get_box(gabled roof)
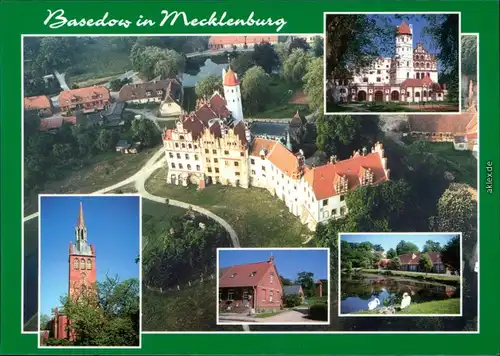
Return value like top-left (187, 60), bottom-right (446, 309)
top-left (24, 95), bottom-right (51, 110)
top-left (399, 252), bottom-right (443, 265)
top-left (408, 112), bottom-right (475, 134)
top-left (289, 110), bottom-right (307, 127)
top-left (39, 116), bottom-right (77, 131)
top-left (401, 76), bottom-right (433, 87)
top-left (118, 79), bottom-right (181, 102)
top-left (267, 142), bottom-right (301, 178)
top-left (249, 137), bottom-right (278, 157)
top-left (219, 260), bottom-right (276, 288)
top-left (303, 151), bottom-right (388, 200)
top-left (59, 86), bottom-right (110, 107)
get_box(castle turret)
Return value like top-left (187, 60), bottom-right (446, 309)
top-left (395, 20), bottom-right (414, 83)
top-left (222, 66), bottom-right (244, 123)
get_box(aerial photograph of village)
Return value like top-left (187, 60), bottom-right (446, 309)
top-left (325, 14), bottom-right (460, 113)
top-left (23, 29), bottom-right (477, 335)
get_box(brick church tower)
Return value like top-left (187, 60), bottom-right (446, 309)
top-left (68, 202), bottom-right (96, 299)
top-left (50, 202), bottom-right (97, 341)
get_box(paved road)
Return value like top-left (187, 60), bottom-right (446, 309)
top-left (54, 70), bottom-right (69, 90)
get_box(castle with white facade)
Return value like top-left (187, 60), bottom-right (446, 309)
top-left (331, 20), bottom-right (447, 104)
top-left (163, 66), bottom-right (390, 230)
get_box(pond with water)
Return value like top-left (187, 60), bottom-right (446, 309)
top-left (340, 273), bottom-right (459, 314)
top-left (183, 58), bottom-right (228, 88)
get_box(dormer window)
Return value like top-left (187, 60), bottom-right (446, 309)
top-left (334, 174), bottom-right (348, 194)
top-left (146, 90), bottom-right (152, 97)
top-left (359, 167), bottom-right (374, 186)
top-left (249, 271), bottom-right (257, 277)
top-left (156, 90), bottom-right (163, 96)
top-left (230, 273), bottom-right (237, 278)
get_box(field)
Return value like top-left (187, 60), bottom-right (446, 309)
top-left (354, 298), bottom-right (460, 315)
top-left (24, 146), bottom-right (160, 215)
top-left (144, 168), bottom-right (311, 247)
top-left (65, 38), bottom-right (132, 87)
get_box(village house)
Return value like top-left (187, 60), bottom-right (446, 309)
top-left (24, 95), bottom-right (53, 117)
top-left (39, 115), bottom-right (78, 132)
top-left (376, 258), bottom-right (392, 269)
top-left (408, 79), bottom-right (478, 157)
top-left (58, 86), bottom-right (110, 114)
top-left (283, 285), bottom-right (305, 304)
top-left (208, 35), bottom-right (278, 50)
top-left (162, 66), bottom-right (390, 231)
top-left (398, 252), bottom-right (446, 273)
top-left (118, 79), bottom-right (183, 118)
top-left (219, 256), bottom-right (283, 313)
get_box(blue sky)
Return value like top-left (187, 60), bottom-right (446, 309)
top-left (340, 234), bottom-right (458, 252)
top-left (40, 195), bottom-right (141, 316)
top-left (219, 249), bottom-right (329, 281)
top-left (368, 14), bottom-right (440, 57)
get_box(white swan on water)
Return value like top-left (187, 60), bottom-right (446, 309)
top-left (367, 298), bottom-right (380, 310)
top-left (401, 292), bottom-right (412, 309)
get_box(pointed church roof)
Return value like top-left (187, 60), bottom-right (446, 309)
top-left (77, 201), bottom-right (85, 228)
top-left (397, 20), bottom-right (412, 35)
top-left (223, 66), bottom-right (240, 86)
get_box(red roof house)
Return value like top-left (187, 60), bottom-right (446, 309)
top-left (219, 256), bottom-right (283, 312)
top-left (398, 252), bottom-right (446, 273)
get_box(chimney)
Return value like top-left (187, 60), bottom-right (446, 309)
top-left (269, 255), bottom-right (274, 263)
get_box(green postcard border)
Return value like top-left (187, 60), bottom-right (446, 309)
top-left (1, 0), bottom-right (499, 355)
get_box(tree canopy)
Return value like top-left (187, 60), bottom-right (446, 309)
top-left (241, 66), bottom-right (271, 115)
top-left (252, 42), bottom-right (279, 74)
top-left (295, 271), bottom-right (315, 297)
top-left (195, 73), bottom-right (223, 99)
top-left (281, 48), bottom-right (314, 84)
top-left (395, 240), bottom-right (420, 255)
top-left (302, 57), bottom-right (324, 115)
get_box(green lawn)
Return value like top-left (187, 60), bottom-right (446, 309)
top-left (65, 39), bottom-right (132, 86)
top-left (249, 104), bottom-right (310, 119)
top-left (24, 146), bottom-right (160, 215)
top-left (361, 269), bottom-right (460, 285)
top-left (307, 296), bottom-right (328, 305)
top-left (354, 298), bottom-right (460, 315)
top-left (328, 101), bottom-right (459, 113)
top-left (423, 142), bottom-right (477, 187)
top-left (145, 168), bottom-right (311, 247)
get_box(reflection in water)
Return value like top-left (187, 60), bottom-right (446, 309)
top-left (340, 275), bottom-right (459, 314)
top-left (183, 59), bottom-right (228, 88)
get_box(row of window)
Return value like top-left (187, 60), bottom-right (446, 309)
top-left (169, 152), bottom-right (199, 160)
top-left (73, 258), bottom-right (92, 270)
top-left (322, 207), bottom-right (347, 219)
top-left (171, 162), bottom-right (201, 171)
top-left (174, 142), bottom-right (197, 149)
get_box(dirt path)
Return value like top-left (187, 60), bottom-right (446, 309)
top-left (257, 310), bottom-right (324, 323)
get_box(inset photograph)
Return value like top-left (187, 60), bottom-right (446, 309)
top-left (217, 248), bottom-right (330, 325)
top-left (339, 233), bottom-right (461, 316)
top-left (38, 194), bottom-right (141, 348)
top-left (324, 13), bottom-right (460, 114)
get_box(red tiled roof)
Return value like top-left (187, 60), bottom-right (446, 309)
top-left (24, 95), bottom-right (51, 110)
top-left (399, 252), bottom-right (443, 265)
top-left (209, 93), bottom-right (231, 117)
top-left (303, 152), bottom-right (388, 200)
top-left (408, 112), bottom-right (475, 134)
top-left (209, 35), bottom-right (278, 45)
top-left (249, 137), bottom-right (278, 157)
top-left (376, 259), bottom-right (392, 267)
top-left (401, 75), bottom-right (433, 87)
top-left (223, 67), bottom-right (240, 86)
top-left (39, 116), bottom-right (77, 131)
top-left (397, 20), bottom-right (412, 35)
top-left (267, 142), bottom-right (301, 178)
top-left (219, 261), bottom-right (273, 288)
top-left (58, 86), bottom-right (110, 107)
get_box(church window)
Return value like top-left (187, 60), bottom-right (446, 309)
top-left (176, 153), bottom-right (181, 159)
top-left (185, 154), bottom-right (189, 159)
top-left (171, 163), bottom-right (175, 168)
top-left (74, 259), bottom-right (79, 269)
top-left (80, 258), bottom-right (86, 270)
top-left (234, 162), bottom-right (239, 167)
top-left (86, 259), bottom-right (91, 270)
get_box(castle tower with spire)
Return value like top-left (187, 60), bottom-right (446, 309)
top-left (222, 65), bottom-right (244, 123)
top-left (395, 20), bottom-right (414, 83)
top-left (68, 202), bottom-right (96, 300)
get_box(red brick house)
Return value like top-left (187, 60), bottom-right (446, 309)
top-left (58, 86), bottom-right (110, 113)
top-left (315, 280), bottom-right (323, 297)
top-left (376, 258), bottom-right (392, 269)
top-left (219, 256), bottom-right (283, 312)
top-left (399, 252), bottom-right (445, 273)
